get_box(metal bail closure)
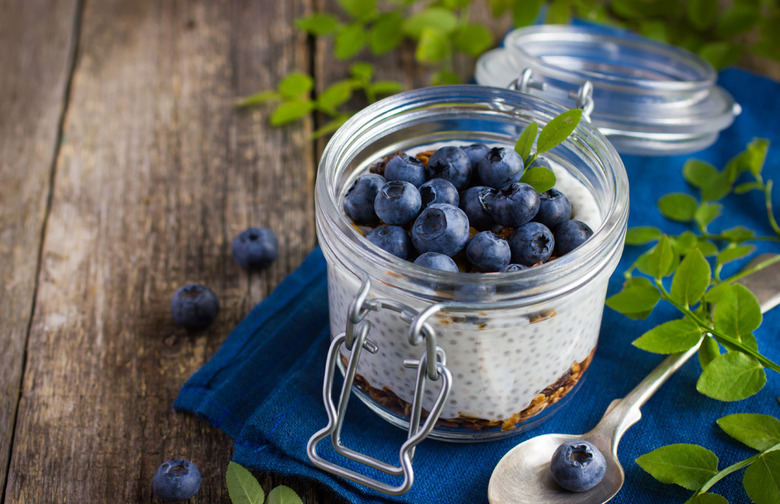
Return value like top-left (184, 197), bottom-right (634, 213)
top-left (508, 68), bottom-right (595, 120)
top-left (307, 277), bottom-right (453, 496)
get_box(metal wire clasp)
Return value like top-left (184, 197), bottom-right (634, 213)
top-left (307, 277), bottom-right (452, 495)
top-left (509, 68), bottom-right (595, 119)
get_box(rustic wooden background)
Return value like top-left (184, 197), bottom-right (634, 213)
top-left (0, 0), bottom-right (777, 502)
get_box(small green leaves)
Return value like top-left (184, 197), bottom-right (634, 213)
top-left (265, 485), bottom-right (304, 504)
top-left (335, 23), bottom-right (366, 59)
top-left (632, 318), bottom-right (703, 354)
top-left (625, 226), bottom-right (661, 245)
top-left (235, 90), bottom-right (281, 109)
top-left (743, 451), bottom-right (780, 504)
top-left (519, 167), bottom-right (556, 193)
top-left (226, 462), bottom-right (265, 504)
top-left (369, 11), bottom-right (404, 55)
top-left (685, 494), bottom-right (728, 504)
top-left (606, 280), bottom-right (661, 315)
top-left (639, 235), bottom-right (677, 278)
top-left (717, 413), bottom-right (780, 452)
top-left (513, 0), bottom-right (545, 27)
top-left (683, 159), bottom-right (719, 189)
top-left (403, 7), bottom-right (458, 38)
top-left (536, 109), bottom-right (582, 154)
top-left (636, 444), bottom-right (719, 491)
top-left (270, 101), bottom-right (314, 126)
top-left (712, 284), bottom-right (762, 349)
top-left (338, 0), bottom-right (377, 22)
top-left (697, 352), bottom-right (766, 401)
top-left (278, 73), bottom-right (313, 99)
top-left (658, 193), bottom-right (698, 222)
top-left (698, 336), bottom-right (720, 369)
top-left (514, 121), bottom-right (538, 162)
top-left (416, 27), bottom-right (450, 63)
top-left (670, 249), bottom-right (711, 307)
top-left (686, 0), bottom-right (718, 30)
top-left (317, 80), bottom-right (354, 114)
top-left (294, 13), bottom-right (339, 36)
top-left (452, 24), bottom-right (493, 57)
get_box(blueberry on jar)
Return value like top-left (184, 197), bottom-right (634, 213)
top-left (413, 251), bottom-right (459, 273)
top-left (411, 203), bottom-right (470, 257)
top-left (343, 173), bottom-right (386, 225)
top-left (465, 231), bottom-right (511, 272)
top-left (374, 180), bottom-right (422, 226)
top-left (419, 178), bottom-right (459, 210)
top-left (366, 225), bottom-right (412, 259)
top-left (476, 147), bottom-right (524, 189)
top-left (460, 186), bottom-right (499, 231)
top-left (384, 154), bottom-right (427, 187)
top-left (425, 146), bottom-right (472, 190)
top-left (554, 219), bottom-right (594, 256)
top-left (534, 188), bottom-right (571, 230)
top-left (461, 143), bottom-right (490, 167)
top-left (500, 263), bottom-right (528, 272)
top-left (491, 182), bottom-right (540, 228)
top-left (527, 155), bottom-right (552, 170)
top-left (509, 222), bottom-right (555, 266)
top-left (550, 440), bottom-right (606, 492)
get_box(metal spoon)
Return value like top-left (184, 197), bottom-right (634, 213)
top-left (488, 253), bottom-right (780, 504)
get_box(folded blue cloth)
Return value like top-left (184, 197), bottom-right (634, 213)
top-left (176, 67), bottom-right (780, 503)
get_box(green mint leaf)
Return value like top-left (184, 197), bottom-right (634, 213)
top-left (514, 122), bottom-right (538, 162)
top-left (672, 231), bottom-right (698, 256)
top-left (721, 226), bottom-right (755, 243)
top-left (686, 0), bottom-right (718, 30)
top-left (513, 0), bottom-right (545, 27)
top-left (611, 0), bottom-right (653, 19)
top-left (697, 351), bottom-right (766, 401)
top-left (317, 80), bottom-right (355, 114)
top-left (294, 13), bottom-right (340, 36)
top-left (334, 23), bottom-right (366, 60)
top-left (617, 277), bottom-right (657, 319)
top-left (633, 318), bottom-right (703, 354)
top-left (338, 0), bottom-right (376, 22)
top-left (671, 248), bottom-right (711, 306)
top-left (369, 80), bottom-right (404, 96)
top-left (698, 336), bottom-right (721, 369)
top-left (699, 41), bottom-right (741, 70)
top-left (403, 8), bottom-right (458, 39)
top-left (716, 244), bottom-right (755, 268)
top-left (704, 282), bottom-right (732, 305)
top-left (638, 235), bottom-right (677, 278)
top-left (369, 11), bottom-right (404, 55)
top-left (735, 182), bottom-right (764, 194)
top-left (270, 101), bottom-right (314, 126)
top-left (743, 451), bottom-right (780, 504)
top-left (715, 4), bottom-right (761, 39)
top-left (696, 239), bottom-right (719, 257)
top-left (626, 226), bottom-right (662, 245)
top-left (431, 70), bottom-right (461, 85)
top-left (744, 138), bottom-right (769, 176)
top-left (278, 73), bottom-right (314, 99)
top-left (519, 167), bottom-right (556, 193)
top-left (234, 90), bottom-right (281, 109)
top-left (717, 413), bottom-right (780, 452)
top-left (658, 193), bottom-right (698, 222)
top-left (606, 282), bottom-right (661, 315)
top-left (636, 443), bottom-right (719, 491)
top-left (349, 62), bottom-right (374, 82)
top-left (639, 20), bottom-right (670, 43)
top-left (226, 462), bottom-right (265, 504)
top-left (488, 0), bottom-right (514, 17)
top-left (700, 171), bottom-right (732, 201)
top-left (713, 284), bottom-right (761, 349)
top-left (545, 0), bottom-right (571, 24)
top-left (683, 159), bottom-right (719, 189)
top-left (452, 23), bottom-right (494, 57)
top-left (266, 485), bottom-right (304, 504)
top-left (695, 202), bottom-right (722, 229)
top-left (536, 109), bottom-right (582, 154)
top-left (684, 493), bottom-right (729, 504)
top-left (310, 116), bottom-right (349, 140)
top-left (415, 27), bottom-right (450, 64)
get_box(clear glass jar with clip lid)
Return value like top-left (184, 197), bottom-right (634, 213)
top-left (307, 24), bottom-right (738, 495)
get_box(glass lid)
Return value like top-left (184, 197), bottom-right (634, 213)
top-left (475, 24), bottom-right (741, 156)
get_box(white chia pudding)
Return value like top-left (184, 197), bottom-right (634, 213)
top-left (325, 155), bottom-right (608, 433)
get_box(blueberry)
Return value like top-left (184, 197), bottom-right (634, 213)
top-left (534, 188), bottom-right (571, 230)
top-left (476, 147), bottom-right (524, 189)
top-left (365, 225), bottom-right (412, 259)
top-left (414, 252), bottom-right (459, 273)
top-left (550, 440), bottom-right (606, 492)
top-left (554, 219), bottom-right (594, 256)
top-left (426, 146), bottom-right (472, 190)
top-left (466, 231), bottom-right (511, 272)
top-left (374, 180), bottom-right (422, 225)
top-left (527, 156), bottom-right (552, 170)
top-left (508, 222), bottom-right (554, 266)
top-left (419, 178), bottom-right (459, 209)
top-left (343, 173), bottom-right (386, 224)
top-left (454, 283), bottom-right (495, 301)
top-left (491, 182), bottom-right (540, 228)
top-left (500, 263), bottom-right (528, 272)
top-left (171, 284), bottom-right (219, 329)
top-left (461, 143), bottom-right (490, 169)
top-left (384, 154), bottom-right (427, 187)
top-left (152, 458), bottom-right (202, 502)
top-left (411, 203), bottom-right (470, 257)
top-left (459, 186), bottom-right (499, 231)
top-left (231, 227), bottom-right (278, 270)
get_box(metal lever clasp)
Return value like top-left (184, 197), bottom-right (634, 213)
top-left (508, 68), bottom-right (595, 119)
top-left (307, 278), bottom-right (452, 495)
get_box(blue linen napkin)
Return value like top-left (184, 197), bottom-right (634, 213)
top-left (176, 68), bottom-right (780, 503)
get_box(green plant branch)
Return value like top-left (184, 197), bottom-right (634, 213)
top-left (695, 441), bottom-right (780, 496)
top-left (765, 180), bottom-right (780, 235)
top-left (717, 253), bottom-right (780, 287)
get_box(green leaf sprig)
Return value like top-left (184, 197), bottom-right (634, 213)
top-left (226, 461), bottom-right (303, 504)
top-left (514, 108), bottom-right (582, 193)
top-left (636, 413), bottom-right (780, 504)
top-left (609, 139), bottom-right (780, 403)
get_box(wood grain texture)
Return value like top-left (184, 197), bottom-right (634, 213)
top-left (0, 0), bottom-right (80, 496)
top-left (2, 0), bottom-right (328, 501)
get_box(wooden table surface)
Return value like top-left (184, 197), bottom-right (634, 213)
top-left (1, 1), bottom-right (778, 502)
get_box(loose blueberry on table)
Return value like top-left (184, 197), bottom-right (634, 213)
top-left (549, 440), bottom-right (606, 492)
top-left (344, 146), bottom-right (594, 276)
top-left (170, 283), bottom-right (219, 329)
top-left (152, 458), bottom-right (202, 502)
top-left (231, 227), bottom-right (279, 270)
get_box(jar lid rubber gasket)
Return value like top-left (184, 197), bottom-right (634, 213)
top-left (475, 25), bottom-right (741, 156)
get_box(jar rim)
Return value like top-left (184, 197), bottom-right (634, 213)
top-left (316, 85), bottom-right (629, 307)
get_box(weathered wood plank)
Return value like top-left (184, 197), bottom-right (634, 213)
top-left (3, 0), bottom-right (330, 501)
top-left (0, 0), bottom-right (80, 496)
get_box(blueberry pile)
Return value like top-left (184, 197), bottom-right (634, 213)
top-left (343, 144), bottom-right (593, 274)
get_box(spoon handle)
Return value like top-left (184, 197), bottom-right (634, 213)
top-left (592, 253), bottom-right (780, 453)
